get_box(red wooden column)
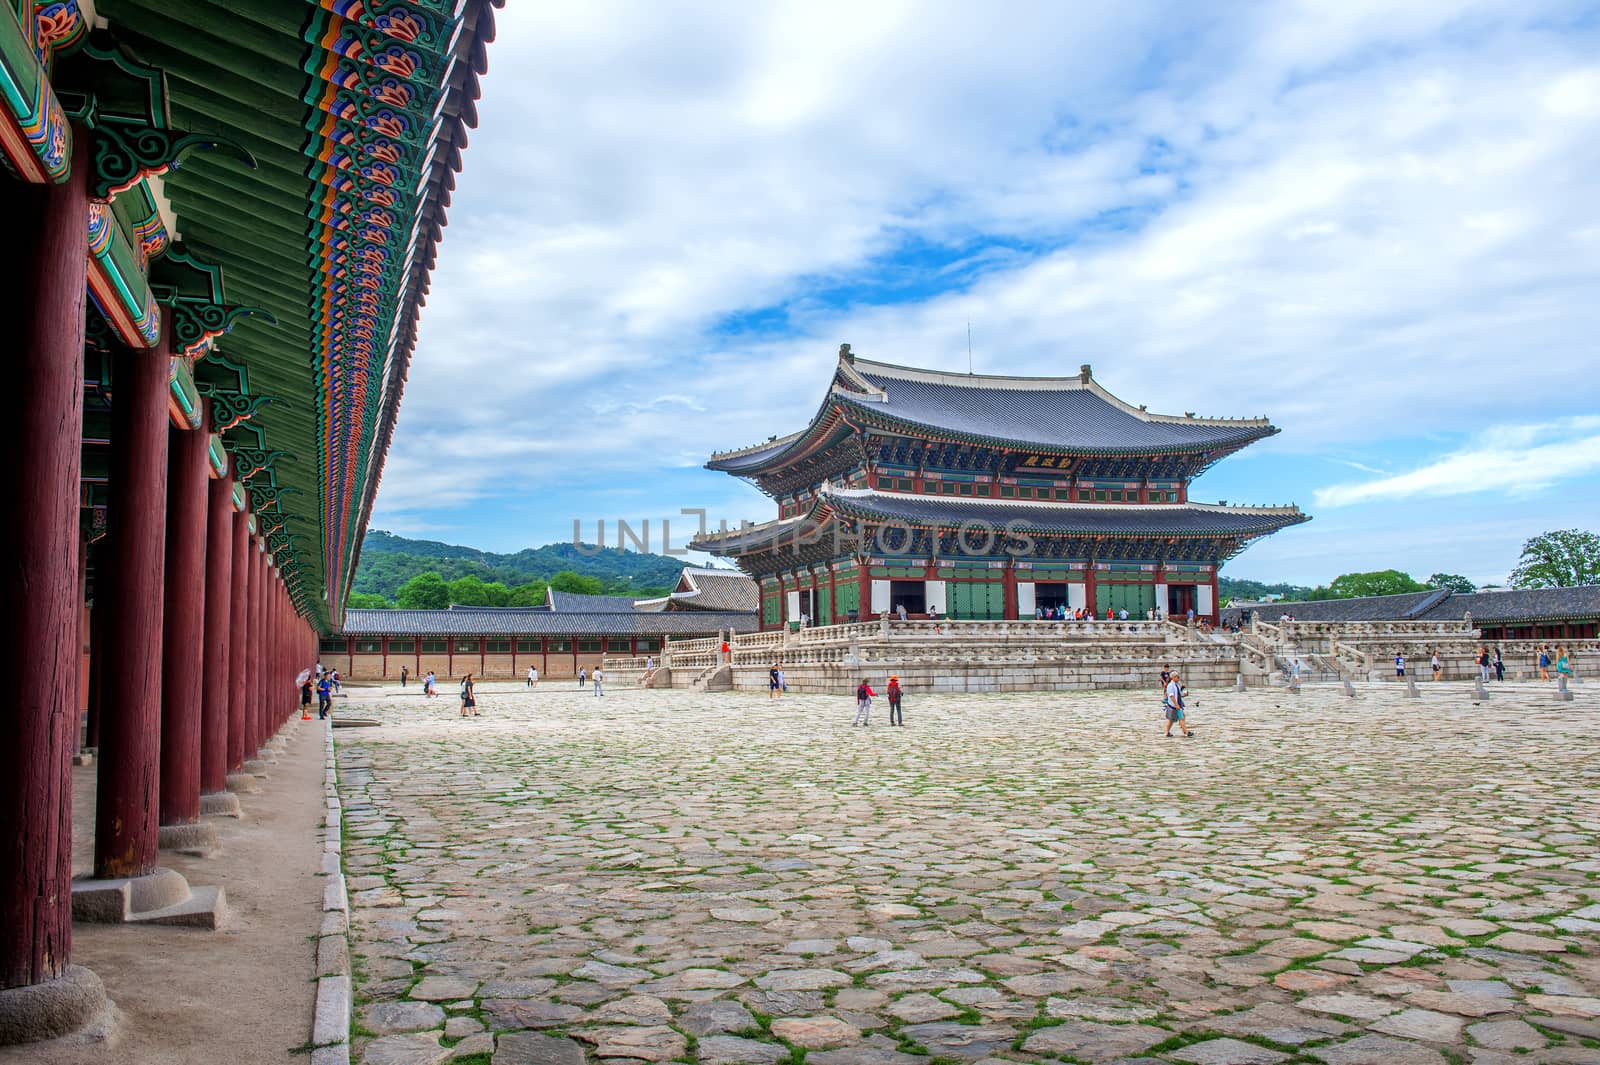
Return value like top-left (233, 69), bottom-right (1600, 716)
top-left (201, 471), bottom-right (234, 794)
top-left (1002, 562), bottom-right (1018, 620)
top-left (244, 542), bottom-right (262, 756)
top-left (227, 507), bottom-right (249, 773)
top-left (263, 569), bottom-right (275, 732)
top-left (86, 583), bottom-right (105, 750)
top-left (94, 327), bottom-right (172, 881)
top-left (158, 408), bottom-right (210, 835)
top-left (0, 140), bottom-right (91, 996)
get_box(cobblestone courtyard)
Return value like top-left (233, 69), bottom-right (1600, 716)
top-left (336, 682), bottom-right (1600, 1065)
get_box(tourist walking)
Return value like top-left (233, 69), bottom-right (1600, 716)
top-left (317, 673), bottom-right (333, 719)
top-left (301, 673), bottom-right (313, 718)
top-left (593, 667), bottom-right (604, 697)
top-left (1291, 658), bottom-right (1304, 683)
top-left (853, 679), bottom-right (875, 726)
top-left (331, 669), bottom-right (341, 694)
top-left (897, 602), bottom-right (908, 621)
top-left (1493, 646), bottom-right (1504, 682)
top-left (1395, 652), bottom-right (1405, 678)
top-left (459, 673), bottom-right (478, 717)
top-left (1430, 650), bottom-right (1441, 681)
top-left (886, 675), bottom-right (903, 726)
top-left (424, 670), bottom-right (436, 697)
top-left (1538, 645), bottom-right (1551, 680)
top-left (578, 667), bottom-right (587, 689)
top-left (769, 662), bottom-right (783, 700)
top-left (1163, 670), bottom-right (1192, 738)
top-left (1478, 647), bottom-right (1492, 683)
top-left (400, 665), bottom-right (408, 688)
top-left (526, 665), bottom-right (537, 687)
top-left (1556, 647), bottom-right (1572, 682)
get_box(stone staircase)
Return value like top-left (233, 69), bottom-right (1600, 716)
top-left (692, 664), bottom-right (732, 692)
top-left (1274, 650), bottom-right (1344, 683)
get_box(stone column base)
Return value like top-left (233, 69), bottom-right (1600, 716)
top-left (241, 758), bottom-right (271, 775)
top-left (71, 867), bottom-right (227, 929)
top-left (0, 965), bottom-right (111, 1046)
top-left (200, 790), bottom-right (242, 817)
top-left (225, 772), bottom-right (260, 793)
top-left (72, 750), bottom-right (94, 766)
top-left (158, 820), bottom-right (220, 856)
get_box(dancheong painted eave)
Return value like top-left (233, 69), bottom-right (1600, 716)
top-left (689, 485), bottom-right (1309, 554)
top-left (89, 0), bottom-right (503, 633)
top-left (707, 345), bottom-right (1279, 476)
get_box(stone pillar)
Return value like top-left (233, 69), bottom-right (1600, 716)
top-left (226, 507), bottom-right (249, 775)
top-left (0, 136), bottom-right (108, 1038)
top-left (200, 471), bottom-right (234, 797)
top-left (94, 325), bottom-right (172, 882)
top-left (158, 407), bottom-right (211, 847)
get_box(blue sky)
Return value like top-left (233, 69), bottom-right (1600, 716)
top-left (371, 1), bottom-right (1600, 588)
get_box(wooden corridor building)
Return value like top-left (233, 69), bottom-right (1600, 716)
top-left (1, 0), bottom-right (498, 1044)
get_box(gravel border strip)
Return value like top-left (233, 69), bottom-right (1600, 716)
top-left (311, 720), bottom-right (351, 1065)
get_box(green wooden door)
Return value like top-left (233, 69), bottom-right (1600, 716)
top-left (1095, 582), bottom-right (1155, 617)
top-left (951, 579), bottom-right (1004, 619)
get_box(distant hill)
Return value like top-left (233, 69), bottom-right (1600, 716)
top-left (1218, 576), bottom-right (1314, 603)
top-left (352, 530), bottom-right (688, 600)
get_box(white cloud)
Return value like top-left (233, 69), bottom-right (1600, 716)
top-left (376, 0), bottom-right (1600, 548)
top-left (1314, 416), bottom-right (1600, 507)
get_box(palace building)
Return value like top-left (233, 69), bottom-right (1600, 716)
top-left (693, 346), bottom-right (1308, 628)
top-left (330, 574), bottom-right (760, 681)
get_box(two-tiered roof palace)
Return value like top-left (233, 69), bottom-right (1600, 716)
top-left (693, 346), bottom-right (1308, 629)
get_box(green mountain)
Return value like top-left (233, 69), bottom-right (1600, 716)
top-left (352, 530), bottom-right (687, 601)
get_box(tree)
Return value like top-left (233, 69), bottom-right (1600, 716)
top-left (447, 575), bottom-right (492, 605)
top-left (1425, 573), bottom-right (1476, 594)
top-left (1508, 529), bottom-right (1600, 588)
top-left (346, 592), bottom-right (392, 610)
top-left (1326, 570), bottom-right (1426, 599)
top-left (507, 581), bottom-right (546, 607)
top-left (547, 570), bottom-right (603, 596)
top-left (396, 571), bottom-right (450, 609)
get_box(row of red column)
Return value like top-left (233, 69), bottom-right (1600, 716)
top-left (0, 139), bottom-right (319, 999)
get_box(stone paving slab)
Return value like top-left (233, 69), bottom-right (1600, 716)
top-left (335, 683), bottom-right (1600, 1064)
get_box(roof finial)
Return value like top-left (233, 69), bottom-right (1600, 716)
top-left (1079, 363), bottom-right (1092, 383)
top-left (839, 342), bottom-right (853, 364)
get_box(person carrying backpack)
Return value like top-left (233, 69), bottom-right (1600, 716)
top-left (886, 675), bottom-right (904, 726)
top-left (1162, 670), bottom-right (1192, 738)
top-left (853, 680), bottom-right (875, 726)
